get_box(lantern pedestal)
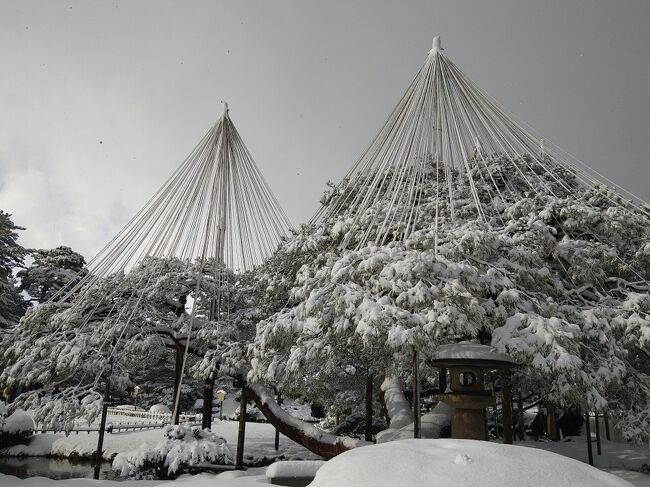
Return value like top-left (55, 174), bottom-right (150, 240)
top-left (439, 391), bottom-right (495, 440)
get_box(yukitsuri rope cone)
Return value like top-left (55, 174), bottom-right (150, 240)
top-left (3, 103), bottom-right (292, 432)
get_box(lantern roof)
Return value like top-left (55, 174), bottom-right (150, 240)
top-left (430, 342), bottom-right (517, 369)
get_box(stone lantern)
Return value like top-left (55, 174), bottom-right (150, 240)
top-left (431, 342), bottom-right (516, 440)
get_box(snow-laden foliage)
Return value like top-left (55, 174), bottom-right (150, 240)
top-left (112, 423), bottom-right (232, 478)
top-left (251, 157), bottom-right (650, 442)
top-left (2, 257), bottom-right (217, 427)
top-left (1, 251), bottom-right (287, 429)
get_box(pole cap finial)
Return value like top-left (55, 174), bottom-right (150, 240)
top-left (430, 36), bottom-right (443, 56)
top-left (221, 100), bottom-right (229, 116)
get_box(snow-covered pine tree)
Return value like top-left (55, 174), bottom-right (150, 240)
top-left (1, 106), bottom-right (292, 431)
top-left (0, 211), bottom-right (29, 329)
top-left (251, 157), bottom-right (650, 441)
top-left (251, 37), bottom-right (650, 442)
top-left (18, 246), bottom-right (87, 304)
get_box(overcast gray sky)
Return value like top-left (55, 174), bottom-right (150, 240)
top-left (1, 0), bottom-right (649, 259)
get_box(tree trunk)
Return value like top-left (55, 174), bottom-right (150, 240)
top-left (595, 412), bottom-right (602, 456)
top-left (381, 376), bottom-right (413, 429)
top-left (202, 375), bottom-right (215, 430)
top-left (93, 357), bottom-right (113, 480)
top-left (517, 395), bottom-right (525, 441)
top-left (501, 375), bottom-right (513, 444)
top-left (585, 412), bottom-right (594, 466)
top-left (235, 389), bottom-right (248, 470)
top-left (546, 403), bottom-right (558, 441)
top-left (365, 374), bottom-right (373, 442)
top-left (246, 384), bottom-right (365, 459)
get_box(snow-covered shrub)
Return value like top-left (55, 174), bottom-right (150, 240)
top-left (0, 402), bottom-right (35, 447)
top-left (149, 404), bottom-right (171, 414)
top-left (112, 423), bottom-right (232, 479)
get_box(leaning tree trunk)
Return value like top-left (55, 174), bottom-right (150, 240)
top-left (380, 375), bottom-right (414, 429)
top-left (245, 384), bottom-right (368, 459)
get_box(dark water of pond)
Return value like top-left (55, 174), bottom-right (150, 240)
top-left (0, 455), bottom-right (122, 481)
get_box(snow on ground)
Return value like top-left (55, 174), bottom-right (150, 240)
top-left (520, 435), bottom-right (650, 487)
top-left (1, 418), bottom-right (319, 465)
top-left (309, 438), bottom-right (634, 487)
top-left (2, 412), bottom-right (649, 486)
top-left (0, 469), bottom-right (270, 486)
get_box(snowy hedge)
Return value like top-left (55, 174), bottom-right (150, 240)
top-left (112, 423), bottom-right (232, 479)
top-left (0, 401), bottom-right (34, 448)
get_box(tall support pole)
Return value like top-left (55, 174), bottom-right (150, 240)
top-left (491, 379), bottom-right (498, 439)
top-left (202, 298), bottom-right (218, 430)
top-left (235, 388), bottom-right (247, 470)
top-left (274, 389), bottom-right (282, 451)
top-left (585, 412), bottom-right (594, 466)
top-left (594, 411), bottom-right (602, 456)
top-left (604, 412), bottom-right (611, 441)
top-left (501, 374), bottom-right (513, 444)
top-left (365, 374), bottom-right (374, 442)
top-left (412, 347), bottom-right (421, 439)
top-left (93, 352), bottom-right (113, 480)
top-left (172, 345), bottom-right (183, 425)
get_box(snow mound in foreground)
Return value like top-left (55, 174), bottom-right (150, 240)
top-left (309, 439), bottom-right (633, 487)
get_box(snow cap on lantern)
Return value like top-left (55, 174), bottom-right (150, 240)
top-left (431, 342), bottom-right (516, 369)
